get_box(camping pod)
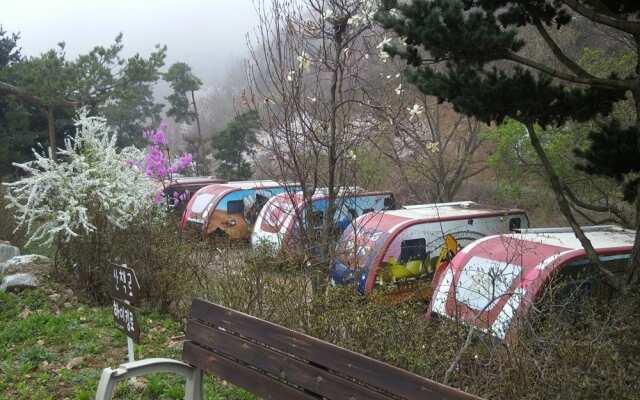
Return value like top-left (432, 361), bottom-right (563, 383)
top-left (180, 180), bottom-right (299, 240)
top-left (163, 176), bottom-right (226, 214)
top-left (428, 225), bottom-right (635, 343)
top-left (330, 201), bottom-right (529, 294)
top-left (251, 189), bottom-right (396, 253)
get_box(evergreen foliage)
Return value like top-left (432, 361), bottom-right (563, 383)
top-left (164, 62), bottom-right (202, 124)
top-left (0, 27), bottom-right (39, 177)
top-left (0, 31), bottom-right (180, 176)
top-left (212, 110), bottom-right (260, 180)
top-left (575, 122), bottom-right (640, 201)
top-left (0, 27), bottom-right (21, 67)
top-left (376, 0), bottom-right (638, 200)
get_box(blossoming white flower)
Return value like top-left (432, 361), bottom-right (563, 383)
top-left (408, 103), bottom-right (424, 120)
top-left (389, 8), bottom-right (402, 18)
top-left (426, 141), bottom-right (440, 153)
top-left (297, 51), bottom-right (312, 71)
top-left (395, 83), bottom-right (403, 95)
top-left (347, 149), bottom-right (357, 161)
top-left (307, 96), bottom-right (317, 103)
top-left (287, 70), bottom-right (296, 81)
top-left (340, 0), bottom-right (379, 27)
top-left (379, 49), bottom-right (391, 62)
top-left (376, 36), bottom-right (392, 50)
top-left (4, 110), bottom-right (156, 245)
top-left (347, 14), bottom-right (364, 26)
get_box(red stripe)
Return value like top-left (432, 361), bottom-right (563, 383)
top-left (364, 210), bottom-right (527, 293)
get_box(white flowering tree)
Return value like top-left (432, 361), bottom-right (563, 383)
top-left (4, 110), bottom-right (156, 246)
top-left (363, 78), bottom-right (487, 202)
top-left (247, 0), bottom-right (386, 265)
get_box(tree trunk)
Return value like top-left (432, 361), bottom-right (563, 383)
top-left (626, 87), bottom-right (640, 285)
top-left (526, 123), bottom-right (621, 290)
top-left (47, 106), bottom-right (57, 162)
top-left (190, 90), bottom-right (204, 175)
top-left (190, 90), bottom-right (202, 141)
top-left (628, 189), bottom-right (640, 285)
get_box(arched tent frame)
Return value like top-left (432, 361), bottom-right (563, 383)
top-left (428, 226), bottom-right (635, 343)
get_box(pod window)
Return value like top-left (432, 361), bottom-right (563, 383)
top-left (227, 200), bottom-right (245, 214)
top-left (399, 238), bottom-right (427, 263)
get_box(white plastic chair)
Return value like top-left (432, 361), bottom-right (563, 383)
top-left (95, 358), bottom-right (203, 400)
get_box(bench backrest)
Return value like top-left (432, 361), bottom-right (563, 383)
top-left (182, 299), bottom-right (483, 400)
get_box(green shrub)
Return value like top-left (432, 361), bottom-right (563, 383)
top-left (55, 211), bottom-right (206, 314)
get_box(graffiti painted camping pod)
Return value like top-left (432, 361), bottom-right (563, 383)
top-left (251, 189), bottom-right (397, 253)
top-left (428, 225), bottom-right (635, 343)
top-left (180, 180), bottom-right (299, 240)
top-left (330, 201), bottom-right (529, 294)
top-left (163, 176), bottom-right (226, 215)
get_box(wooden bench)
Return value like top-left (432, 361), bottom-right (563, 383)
top-left (96, 298), bottom-right (483, 400)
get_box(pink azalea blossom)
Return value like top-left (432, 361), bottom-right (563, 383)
top-left (130, 122), bottom-right (194, 206)
top-left (153, 191), bottom-right (164, 205)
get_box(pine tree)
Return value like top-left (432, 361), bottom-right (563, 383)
top-left (377, 0), bottom-right (640, 287)
top-left (212, 110), bottom-right (260, 180)
top-left (164, 62), bottom-right (204, 173)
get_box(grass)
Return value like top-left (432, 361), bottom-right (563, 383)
top-left (0, 287), bottom-right (254, 400)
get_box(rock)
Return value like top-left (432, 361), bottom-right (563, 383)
top-left (18, 307), bottom-right (32, 319)
top-left (48, 293), bottom-right (61, 302)
top-left (65, 356), bottom-right (84, 369)
top-left (63, 288), bottom-right (74, 297)
top-left (0, 273), bottom-right (39, 292)
top-left (63, 302), bottom-right (73, 309)
top-left (0, 254), bottom-right (51, 278)
top-left (0, 243), bottom-right (20, 263)
top-left (130, 378), bottom-right (147, 390)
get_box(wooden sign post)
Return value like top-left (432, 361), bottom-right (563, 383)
top-left (111, 264), bottom-right (141, 364)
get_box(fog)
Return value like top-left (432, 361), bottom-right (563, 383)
top-left (2, 0), bottom-right (259, 87)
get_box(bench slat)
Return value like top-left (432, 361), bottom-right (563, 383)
top-left (183, 341), bottom-right (318, 400)
top-left (187, 319), bottom-right (396, 400)
top-left (189, 299), bottom-right (482, 400)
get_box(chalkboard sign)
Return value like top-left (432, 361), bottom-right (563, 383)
top-left (112, 298), bottom-right (140, 343)
top-left (111, 264), bottom-right (140, 304)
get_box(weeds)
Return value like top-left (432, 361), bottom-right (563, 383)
top-left (0, 288), bottom-right (254, 400)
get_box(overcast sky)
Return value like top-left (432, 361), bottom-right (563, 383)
top-left (2, 0), bottom-right (259, 86)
